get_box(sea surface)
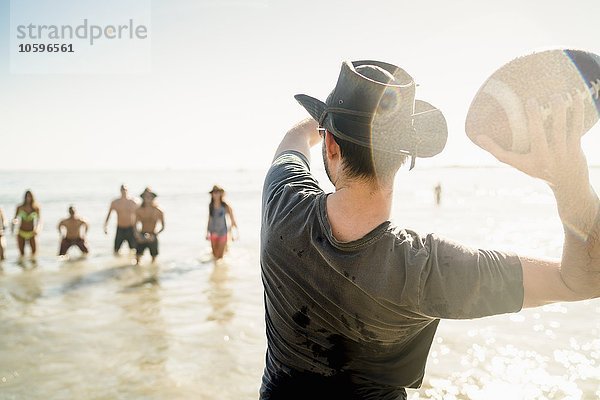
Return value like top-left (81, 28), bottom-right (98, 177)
top-left (0, 167), bottom-right (599, 400)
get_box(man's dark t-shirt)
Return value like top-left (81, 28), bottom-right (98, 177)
top-left (260, 151), bottom-right (524, 400)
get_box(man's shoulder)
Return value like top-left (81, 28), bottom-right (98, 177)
top-left (266, 151), bottom-right (312, 182)
top-left (372, 226), bottom-right (429, 259)
top-left (113, 197), bottom-right (137, 205)
top-left (264, 151), bottom-right (321, 202)
top-left (388, 226), bottom-right (422, 245)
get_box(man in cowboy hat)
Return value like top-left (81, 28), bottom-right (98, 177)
top-left (135, 187), bottom-right (165, 264)
top-left (259, 60), bottom-right (600, 399)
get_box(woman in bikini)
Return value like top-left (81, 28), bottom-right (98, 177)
top-left (206, 185), bottom-right (238, 260)
top-left (12, 190), bottom-right (41, 258)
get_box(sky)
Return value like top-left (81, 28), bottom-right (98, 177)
top-left (0, 0), bottom-right (599, 171)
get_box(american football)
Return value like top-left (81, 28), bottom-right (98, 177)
top-left (465, 49), bottom-right (600, 153)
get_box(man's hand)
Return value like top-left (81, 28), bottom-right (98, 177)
top-left (476, 93), bottom-right (588, 189)
top-left (476, 92), bottom-right (600, 304)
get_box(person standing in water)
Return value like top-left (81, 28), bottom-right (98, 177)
top-left (104, 184), bottom-right (139, 255)
top-left (0, 207), bottom-right (6, 262)
top-left (206, 185), bottom-right (238, 260)
top-left (12, 190), bottom-right (41, 259)
top-left (434, 182), bottom-right (442, 206)
top-left (58, 205), bottom-right (90, 257)
top-left (135, 188), bottom-right (165, 265)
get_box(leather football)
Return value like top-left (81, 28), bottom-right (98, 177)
top-left (466, 49), bottom-right (600, 153)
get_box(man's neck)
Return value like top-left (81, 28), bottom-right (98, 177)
top-left (326, 178), bottom-right (394, 242)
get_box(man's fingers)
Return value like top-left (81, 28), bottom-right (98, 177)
top-left (569, 90), bottom-right (585, 147)
top-left (550, 94), bottom-right (568, 150)
top-left (525, 98), bottom-right (548, 154)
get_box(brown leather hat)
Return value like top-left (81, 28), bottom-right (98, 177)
top-left (295, 60), bottom-right (448, 169)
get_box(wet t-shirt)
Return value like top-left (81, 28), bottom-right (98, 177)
top-left (260, 151), bottom-right (524, 400)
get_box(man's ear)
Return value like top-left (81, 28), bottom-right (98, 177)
top-left (325, 131), bottom-right (340, 161)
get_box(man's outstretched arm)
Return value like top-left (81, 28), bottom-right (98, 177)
top-left (477, 94), bottom-right (600, 308)
top-left (273, 118), bottom-right (321, 162)
top-left (103, 202), bottom-right (114, 234)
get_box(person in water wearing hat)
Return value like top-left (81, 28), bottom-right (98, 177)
top-left (259, 60), bottom-right (600, 399)
top-left (134, 188), bottom-right (164, 264)
top-left (206, 185), bottom-right (238, 260)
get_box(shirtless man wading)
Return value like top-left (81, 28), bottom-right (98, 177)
top-left (58, 206), bottom-right (89, 257)
top-left (104, 184), bottom-right (139, 255)
top-left (135, 188), bottom-right (165, 264)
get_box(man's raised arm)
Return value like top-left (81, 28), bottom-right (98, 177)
top-left (103, 201), bottom-right (115, 235)
top-left (477, 95), bottom-right (600, 307)
top-left (273, 118), bottom-right (321, 162)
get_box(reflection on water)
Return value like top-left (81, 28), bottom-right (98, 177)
top-left (409, 300), bottom-right (600, 399)
top-left (4, 269), bottom-right (42, 304)
top-left (3, 253), bottom-right (596, 400)
top-left (207, 263), bottom-right (234, 324)
top-left (0, 250), bottom-right (265, 400)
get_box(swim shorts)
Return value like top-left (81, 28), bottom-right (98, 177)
top-left (115, 226), bottom-right (136, 252)
top-left (59, 238), bottom-right (89, 256)
top-left (136, 233), bottom-right (159, 257)
top-left (209, 233), bottom-right (228, 244)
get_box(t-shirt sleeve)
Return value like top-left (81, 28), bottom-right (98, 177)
top-left (412, 234), bottom-right (524, 319)
top-left (262, 150), bottom-right (322, 209)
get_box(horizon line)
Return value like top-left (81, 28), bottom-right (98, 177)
top-left (1, 164), bottom-right (600, 172)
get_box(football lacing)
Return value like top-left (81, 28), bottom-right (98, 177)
top-left (539, 80), bottom-right (599, 119)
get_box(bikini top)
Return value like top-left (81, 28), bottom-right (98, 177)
top-left (18, 209), bottom-right (38, 222)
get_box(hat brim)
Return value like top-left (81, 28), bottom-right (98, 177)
top-left (294, 94), bottom-right (447, 158)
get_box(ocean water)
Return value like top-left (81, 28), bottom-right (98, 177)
top-left (0, 167), bottom-right (599, 400)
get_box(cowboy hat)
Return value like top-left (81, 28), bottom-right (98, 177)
top-left (295, 60), bottom-right (448, 168)
top-left (209, 185), bottom-right (225, 194)
top-left (140, 187), bottom-right (157, 198)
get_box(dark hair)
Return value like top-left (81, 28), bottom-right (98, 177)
top-left (22, 190), bottom-right (39, 209)
top-left (332, 135), bottom-right (407, 181)
top-left (209, 190), bottom-right (228, 215)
